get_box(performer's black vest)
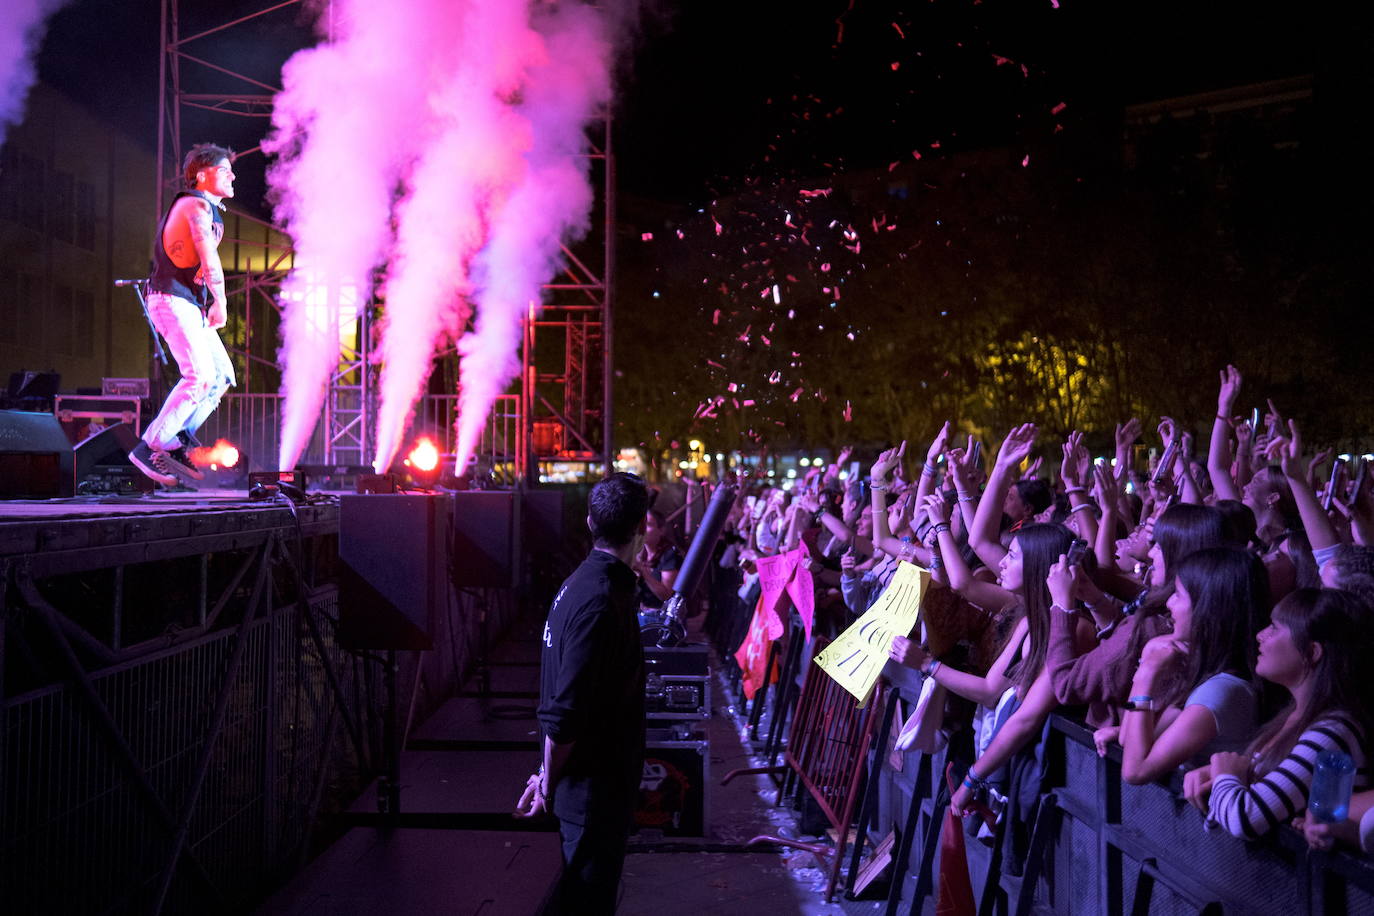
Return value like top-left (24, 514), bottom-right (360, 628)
top-left (147, 190), bottom-right (223, 307)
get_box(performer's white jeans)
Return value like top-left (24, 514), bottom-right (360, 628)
top-left (141, 292), bottom-right (236, 451)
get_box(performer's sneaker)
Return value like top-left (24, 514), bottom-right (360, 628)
top-left (161, 446), bottom-right (205, 482)
top-left (177, 429), bottom-right (202, 450)
top-left (128, 441), bottom-right (178, 487)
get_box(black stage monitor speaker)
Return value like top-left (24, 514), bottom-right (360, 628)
top-left (450, 491), bottom-right (516, 588)
top-left (73, 422), bottom-right (154, 493)
top-left (0, 409), bottom-right (74, 498)
top-left (338, 493), bottom-right (450, 650)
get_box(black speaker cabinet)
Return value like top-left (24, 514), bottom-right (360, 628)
top-left (450, 491), bottom-right (515, 587)
top-left (338, 493), bottom-right (450, 650)
top-left (73, 422), bottom-right (154, 493)
top-left (0, 409), bottom-right (74, 498)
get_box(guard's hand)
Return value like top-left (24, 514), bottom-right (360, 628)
top-left (515, 773), bottom-right (549, 818)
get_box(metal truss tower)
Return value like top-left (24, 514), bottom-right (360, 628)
top-left (156, 0), bottom-right (613, 480)
top-left (156, 0), bottom-right (371, 468)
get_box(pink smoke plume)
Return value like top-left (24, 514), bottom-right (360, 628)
top-left (454, 3), bottom-right (611, 473)
top-left (267, 0), bottom-right (620, 474)
top-left (265, 0), bottom-right (441, 469)
top-left (371, 1), bottom-right (544, 474)
top-left (1, 0), bottom-right (69, 146)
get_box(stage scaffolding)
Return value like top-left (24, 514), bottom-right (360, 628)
top-left (154, 0), bottom-right (614, 479)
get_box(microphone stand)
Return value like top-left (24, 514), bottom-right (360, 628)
top-left (116, 279), bottom-right (168, 413)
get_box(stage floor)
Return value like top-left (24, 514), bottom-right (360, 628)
top-left (0, 489), bottom-right (335, 521)
top-left (0, 490), bottom-right (341, 573)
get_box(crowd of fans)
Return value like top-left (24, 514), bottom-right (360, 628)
top-left (708, 365), bottom-right (1374, 862)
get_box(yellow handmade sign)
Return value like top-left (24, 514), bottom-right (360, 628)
top-left (815, 561), bottom-right (929, 707)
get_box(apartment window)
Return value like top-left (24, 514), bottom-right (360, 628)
top-left (52, 170), bottom-right (74, 243)
top-left (73, 288), bottom-right (95, 358)
top-left (18, 153), bottom-right (44, 232)
top-left (0, 145), bottom-right (18, 223)
top-left (0, 268), bottom-right (16, 346)
top-left (53, 283), bottom-right (74, 355)
top-left (76, 180), bottom-right (97, 250)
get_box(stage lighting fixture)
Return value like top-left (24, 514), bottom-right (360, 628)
top-left (401, 437), bottom-right (441, 488)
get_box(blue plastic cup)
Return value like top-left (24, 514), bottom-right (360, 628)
top-left (1309, 750), bottom-right (1356, 824)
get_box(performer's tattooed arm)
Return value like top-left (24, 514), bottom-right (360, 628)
top-left (187, 200), bottom-right (228, 328)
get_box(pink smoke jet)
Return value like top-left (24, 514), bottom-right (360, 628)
top-left (371, 0), bottom-right (545, 474)
top-left (455, 3), bottom-right (611, 472)
top-left (266, 0), bottom-right (449, 469)
top-left (1, 0), bottom-right (69, 146)
top-left (268, 0), bottom-right (622, 474)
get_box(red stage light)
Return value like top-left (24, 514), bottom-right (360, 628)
top-left (190, 439), bottom-right (242, 471)
top-left (408, 438), bottom-right (440, 473)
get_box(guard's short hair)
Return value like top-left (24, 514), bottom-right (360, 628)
top-left (183, 143), bottom-right (235, 188)
top-left (589, 472), bottom-right (650, 548)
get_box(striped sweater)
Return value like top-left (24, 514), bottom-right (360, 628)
top-left (1208, 716), bottom-right (1368, 840)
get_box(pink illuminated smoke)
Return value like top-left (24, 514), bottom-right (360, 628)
top-left (267, 0), bottom-right (619, 474)
top-left (1, 0), bottom-right (69, 146)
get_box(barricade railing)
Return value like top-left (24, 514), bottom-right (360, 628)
top-left (722, 636), bottom-right (889, 903)
top-left (874, 713), bottom-right (1374, 916)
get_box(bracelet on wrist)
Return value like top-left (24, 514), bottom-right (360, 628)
top-left (923, 658), bottom-right (941, 677)
top-left (1064, 486), bottom-right (1087, 496)
top-left (1126, 694), bottom-right (1156, 712)
top-left (871, 482), bottom-right (889, 492)
top-left (957, 494), bottom-right (977, 503)
top-left (1070, 502), bottom-right (1098, 516)
top-left (962, 771), bottom-right (987, 791)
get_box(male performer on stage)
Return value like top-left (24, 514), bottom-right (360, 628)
top-left (128, 143), bottom-right (237, 486)
top-left (518, 473), bottom-right (649, 913)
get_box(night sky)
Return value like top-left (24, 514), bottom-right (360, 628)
top-left (33, 0), bottom-right (1326, 212)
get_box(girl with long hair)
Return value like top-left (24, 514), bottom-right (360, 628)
top-left (1046, 503), bottom-right (1231, 725)
top-left (1186, 589), bottom-right (1374, 839)
top-left (1111, 548), bottom-right (1270, 784)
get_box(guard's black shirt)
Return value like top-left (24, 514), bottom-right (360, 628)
top-left (537, 549), bottom-right (645, 825)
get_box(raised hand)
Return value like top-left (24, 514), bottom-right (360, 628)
top-left (836, 445), bottom-right (854, 467)
top-left (871, 441), bottom-right (907, 482)
top-left (1116, 417), bottom-right (1142, 453)
top-left (1306, 447), bottom-right (1334, 491)
top-left (1266, 419), bottom-right (1304, 480)
top-left (1217, 365), bottom-right (1242, 414)
top-left (926, 421), bottom-right (952, 467)
top-left (1061, 431), bottom-right (1088, 488)
top-left (1157, 416), bottom-right (1179, 448)
top-left (921, 493), bottom-right (952, 527)
top-left (996, 423), bottom-right (1038, 470)
top-left (1022, 455), bottom-right (1044, 480)
top-left (1046, 553), bottom-right (1076, 608)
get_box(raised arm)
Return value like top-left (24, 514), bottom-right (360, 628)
top-left (916, 422), bottom-right (952, 506)
top-left (923, 494), bottom-right (1015, 611)
top-left (1061, 430), bottom-right (1100, 544)
top-left (1270, 420), bottom-right (1340, 552)
top-left (969, 423), bottom-right (1037, 567)
top-left (1208, 366), bottom-right (1244, 500)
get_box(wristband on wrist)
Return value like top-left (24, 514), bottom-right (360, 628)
top-left (957, 494), bottom-right (977, 503)
top-left (1050, 603), bottom-right (1075, 614)
top-left (922, 461), bottom-right (937, 476)
top-left (1070, 502), bottom-right (1098, 516)
top-left (1064, 487), bottom-right (1087, 496)
top-left (931, 522), bottom-right (951, 535)
top-left (924, 658), bottom-right (941, 677)
top-left (962, 771), bottom-right (987, 791)
top-left (1127, 694), bottom-right (1156, 712)
top-left (871, 482), bottom-right (889, 492)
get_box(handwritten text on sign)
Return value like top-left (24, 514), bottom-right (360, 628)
top-left (814, 562), bottom-right (928, 706)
